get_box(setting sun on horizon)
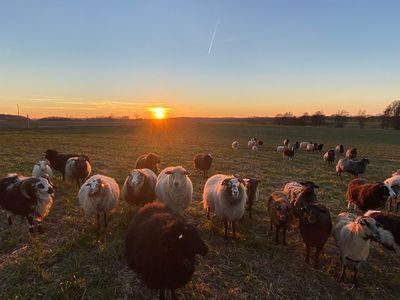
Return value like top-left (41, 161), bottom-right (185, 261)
top-left (149, 107), bottom-right (169, 120)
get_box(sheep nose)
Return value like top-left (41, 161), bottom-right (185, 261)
top-left (48, 187), bottom-right (54, 194)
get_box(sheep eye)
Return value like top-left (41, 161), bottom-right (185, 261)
top-left (38, 184), bottom-right (44, 189)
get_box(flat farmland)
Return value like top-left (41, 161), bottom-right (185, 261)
top-left (0, 120), bottom-right (399, 299)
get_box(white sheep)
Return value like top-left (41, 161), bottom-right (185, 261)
top-left (203, 174), bottom-right (247, 239)
top-left (121, 168), bottom-right (157, 206)
top-left (306, 143), bottom-right (315, 151)
top-left (232, 141), bottom-right (240, 149)
top-left (248, 140), bottom-right (257, 148)
top-left (32, 160), bottom-right (53, 179)
top-left (333, 212), bottom-right (381, 286)
top-left (78, 174), bottom-right (120, 228)
top-left (276, 146), bottom-right (285, 152)
top-left (155, 166), bottom-right (193, 213)
top-left (299, 142), bottom-right (311, 150)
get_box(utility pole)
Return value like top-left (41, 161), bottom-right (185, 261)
top-left (17, 104), bottom-right (20, 116)
top-left (27, 114), bottom-right (30, 128)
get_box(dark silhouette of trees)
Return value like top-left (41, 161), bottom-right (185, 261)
top-left (332, 110), bottom-right (349, 128)
top-left (311, 111), bottom-right (326, 126)
top-left (382, 100), bottom-right (400, 129)
top-left (356, 110), bottom-right (367, 128)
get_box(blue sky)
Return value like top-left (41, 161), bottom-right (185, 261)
top-left (0, 0), bottom-right (399, 118)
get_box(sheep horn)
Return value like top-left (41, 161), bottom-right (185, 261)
top-left (20, 178), bottom-right (39, 199)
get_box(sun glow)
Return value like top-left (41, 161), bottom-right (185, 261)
top-left (149, 107), bottom-right (168, 119)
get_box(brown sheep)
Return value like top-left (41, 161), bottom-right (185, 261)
top-left (135, 153), bottom-right (161, 174)
top-left (268, 191), bottom-right (294, 245)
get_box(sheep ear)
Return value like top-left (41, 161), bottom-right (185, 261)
top-left (165, 170), bottom-right (172, 175)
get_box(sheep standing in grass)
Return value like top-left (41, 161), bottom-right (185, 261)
top-left (79, 174), bottom-right (120, 228)
top-left (299, 142), bottom-right (311, 150)
top-left (156, 166), bottom-right (193, 213)
top-left (232, 141), bottom-right (240, 149)
top-left (0, 174), bottom-right (54, 233)
top-left (364, 210), bottom-right (400, 253)
top-left (121, 168), bottom-right (157, 206)
top-left (243, 178), bottom-right (260, 219)
top-left (283, 139), bottom-right (289, 146)
top-left (346, 148), bottom-right (358, 159)
top-left (283, 181), bottom-right (318, 204)
top-left (32, 160), bottom-right (53, 179)
top-left (193, 153), bottom-right (213, 178)
top-left (333, 212), bottom-right (382, 286)
top-left (335, 145), bottom-right (344, 153)
top-left (346, 179), bottom-right (395, 212)
top-left (384, 174), bottom-right (400, 211)
top-left (306, 143), bottom-right (315, 151)
top-left (323, 150), bottom-right (335, 165)
top-left (125, 202), bottom-right (208, 300)
top-left (203, 174), bottom-right (247, 239)
top-left (248, 139), bottom-right (257, 148)
top-left (268, 191), bottom-right (294, 245)
top-left (65, 155), bottom-right (92, 189)
top-left (299, 203), bottom-right (332, 268)
top-left (45, 149), bottom-right (87, 180)
top-left (283, 147), bottom-right (295, 160)
top-left (135, 153), bottom-right (161, 174)
top-left (336, 158), bottom-right (369, 177)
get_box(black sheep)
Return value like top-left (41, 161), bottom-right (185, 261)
top-left (316, 143), bottom-right (324, 151)
top-left (300, 203), bottom-right (332, 268)
top-left (125, 202), bottom-right (208, 300)
top-left (193, 153), bottom-right (213, 178)
top-left (244, 178), bottom-right (260, 218)
top-left (135, 153), bottom-right (161, 174)
top-left (45, 149), bottom-right (89, 180)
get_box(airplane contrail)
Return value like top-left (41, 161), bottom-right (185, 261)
top-left (208, 20), bottom-right (219, 55)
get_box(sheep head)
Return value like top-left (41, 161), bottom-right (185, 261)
top-left (36, 160), bottom-right (50, 172)
top-left (20, 177), bottom-right (54, 199)
top-left (44, 149), bottom-right (58, 163)
top-left (356, 216), bottom-right (382, 242)
top-left (302, 203), bottom-right (328, 224)
top-left (221, 177), bottom-right (245, 202)
top-left (146, 153), bottom-right (161, 164)
top-left (165, 167), bottom-right (189, 190)
top-left (274, 201), bottom-right (291, 225)
top-left (86, 178), bottom-right (105, 196)
top-left (76, 155), bottom-right (89, 169)
top-left (128, 170), bottom-right (145, 191)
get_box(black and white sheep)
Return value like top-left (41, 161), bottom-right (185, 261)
top-left (323, 150), bottom-right (335, 165)
top-left (32, 160), bottom-right (53, 179)
top-left (336, 158), bottom-right (370, 177)
top-left (65, 155), bottom-right (92, 189)
top-left (345, 148), bottom-right (358, 159)
top-left (346, 179), bottom-right (395, 212)
top-left (299, 203), bottom-right (332, 268)
top-left (333, 212), bottom-right (382, 286)
top-left (364, 210), bottom-right (400, 253)
top-left (125, 202), bottom-right (208, 300)
top-left (243, 178), bottom-right (260, 219)
top-left (121, 168), bottom-right (157, 206)
top-left (155, 166), bottom-right (193, 213)
top-left (335, 145), bottom-right (344, 153)
top-left (283, 139), bottom-right (289, 146)
top-left (316, 143), bottom-right (324, 151)
top-left (0, 174), bottom-right (54, 233)
top-left (135, 153), bottom-right (161, 174)
top-left (268, 191), bottom-right (294, 245)
top-left (248, 139), bottom-right (257, 148)
top-left (78, 174), bottom-right (120, 228)
top-left (283, 147), bottom-right (295, 160)
top-left (193, 153), bottom-right (213, 178)
top-left (45, 149), bottom-right (88, 180)
top-left (203, 174), bottom-right (247, 239)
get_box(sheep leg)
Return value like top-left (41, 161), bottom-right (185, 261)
top-left (171, 289), bottom-right (176, 300)
top-left (347, 201), bottom-right (351, 209)
top-left (207, 207), bottom-right (210, 220)
top-left (232, 221), bottom-right (237, 239)
top-left (159, 288), bottom-right (165, 300)
top-left (7, 214), bottom-right (12, 226)
top-left (97, 214), bottom-right (101, 229)
top-left (104, 213), bottom-right (108, 228)
top-left (338, 264), bottom-right (346, 283)
top-left (282, 226), bottom-right (287, 245)
top-left (353, 267), bottom-right (359, 287)
top-left (305, 245), bottom-right (310, 264)
top-left (26, 216), bottom-right (35, 234)
top-left (223, 220), bottom-right (228, 240)
top-left (275, 227), bottom-right (279, 244)
top-left (315, 247), bottom-right (321, 269)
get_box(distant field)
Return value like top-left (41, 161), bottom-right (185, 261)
top-left (1, 120), bottom-right (399, 299)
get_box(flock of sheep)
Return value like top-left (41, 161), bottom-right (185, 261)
top-left (1, 138), bottom-right (400, 299)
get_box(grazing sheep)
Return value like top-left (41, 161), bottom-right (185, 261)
top-left (335, 145), bottom-right (344, 153)
top-left (32, 160), bottom-right (53, 179)
top-left (243, 178), bottom-right (260, 219)
top-left (78, 174), bottom-right (120, 228)
top-left (299, 142), bottom-right (311, 150)
top-left (283, 139), bottom-right (289, 146)
top-left (248, 139), bottom-right (257, 148)
top-left (323, 150), bottom-right (335, 165)
top-left (125, 202), bottom-right (208, 300)
top-left (345, 148), bottom-right (357, 159)
top-left (333, 212), bottom-right (382, 286)
top-left (283, 181), bottom-right (319, 205)
top-left (276, 146), bottom-right (285, 152)
top-left (65, 155), bottom-right (92, 189)
top-left (45, 149), bottom-right (87, 180)
top-left (306, 143), bottom-right (315, 151)
top-left (283, 147), bottom-right (295, 160)
top-left (336, 158), bottom-right (370, 177)
top-left (135, 153), bottom-right (161, 174)
top-left (121, 168), bottom-right (157, 206)
top-left (193, 153), bottom-right (213, 178)
top-left (346, 179), bottom-right (395, 212)
top-left (299, 203), bottom-right (332, 268)
top-left (232, 141), bottom-right (240, 149)
top-left (0, 174), bottom-right (54, 233)
top-left (156, 166), bottom-right (193, 213)
top-left (384, 174), bottom-right (400, 211)
top-left (316, 144), bottom-right (324, 151)
top-left (364, 210), bottom-right (400, 253)
top-left (203, 174), bottom-right (247, 239)
top-left (268, 191), bottom-right (294, 245)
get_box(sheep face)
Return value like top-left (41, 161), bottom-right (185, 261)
top-left (165, 167), bottom-right (189, 190)
top-left (275, 202), bottom-right (291, 224)
top-left (244, 178), bottom-right (260, 194)
top-left (36, 160), bottom-right (50, 172)
top-left (164, 223), bottom-right (208, 260)
top-left (303, 204), bottom-right (322, 224)
top-left (378, 183), bottom-right (395, 198)
top-left (35, 177), bottom-right (54, 196)
top-left (20, 177), bottom-right (54, 199)
top-left (76, 156), bottom-right (89, 169)
top-left (86, 178), bottom-right (105, 196)
top-left (221, 177), bottom-right (245, 203)
top-left (146, 153), bottom-right (161, 164)
top-left (357, 216), bottom-right (381, 242)
top-left (129, 170), bottom-right (145, 191)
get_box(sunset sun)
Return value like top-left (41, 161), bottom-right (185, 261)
top-left (149, 107), bottom-right (168, 119)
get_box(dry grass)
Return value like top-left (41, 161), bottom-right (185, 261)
top-left (0, 120), bottom-right (400, 299)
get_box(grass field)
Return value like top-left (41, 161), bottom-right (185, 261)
top-left (1, 120), bottom-right (400, 299)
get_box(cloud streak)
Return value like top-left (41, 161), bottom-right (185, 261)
top-left (208, 20), bottom-right (220, 55)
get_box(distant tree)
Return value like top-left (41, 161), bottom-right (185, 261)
top-left (133, 112), bottom-right (141, 120)
top-left (311, 111), bottom-right (326, 126)
top-left (333, 110), bottom-right (349, 128)
top-left (356, 110), bottom-right (367, 129)
top-left (383, 100), bottom-right (400, 129)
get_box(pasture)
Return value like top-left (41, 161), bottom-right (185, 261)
top-left (0, 120), bottom-right (399, 299)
